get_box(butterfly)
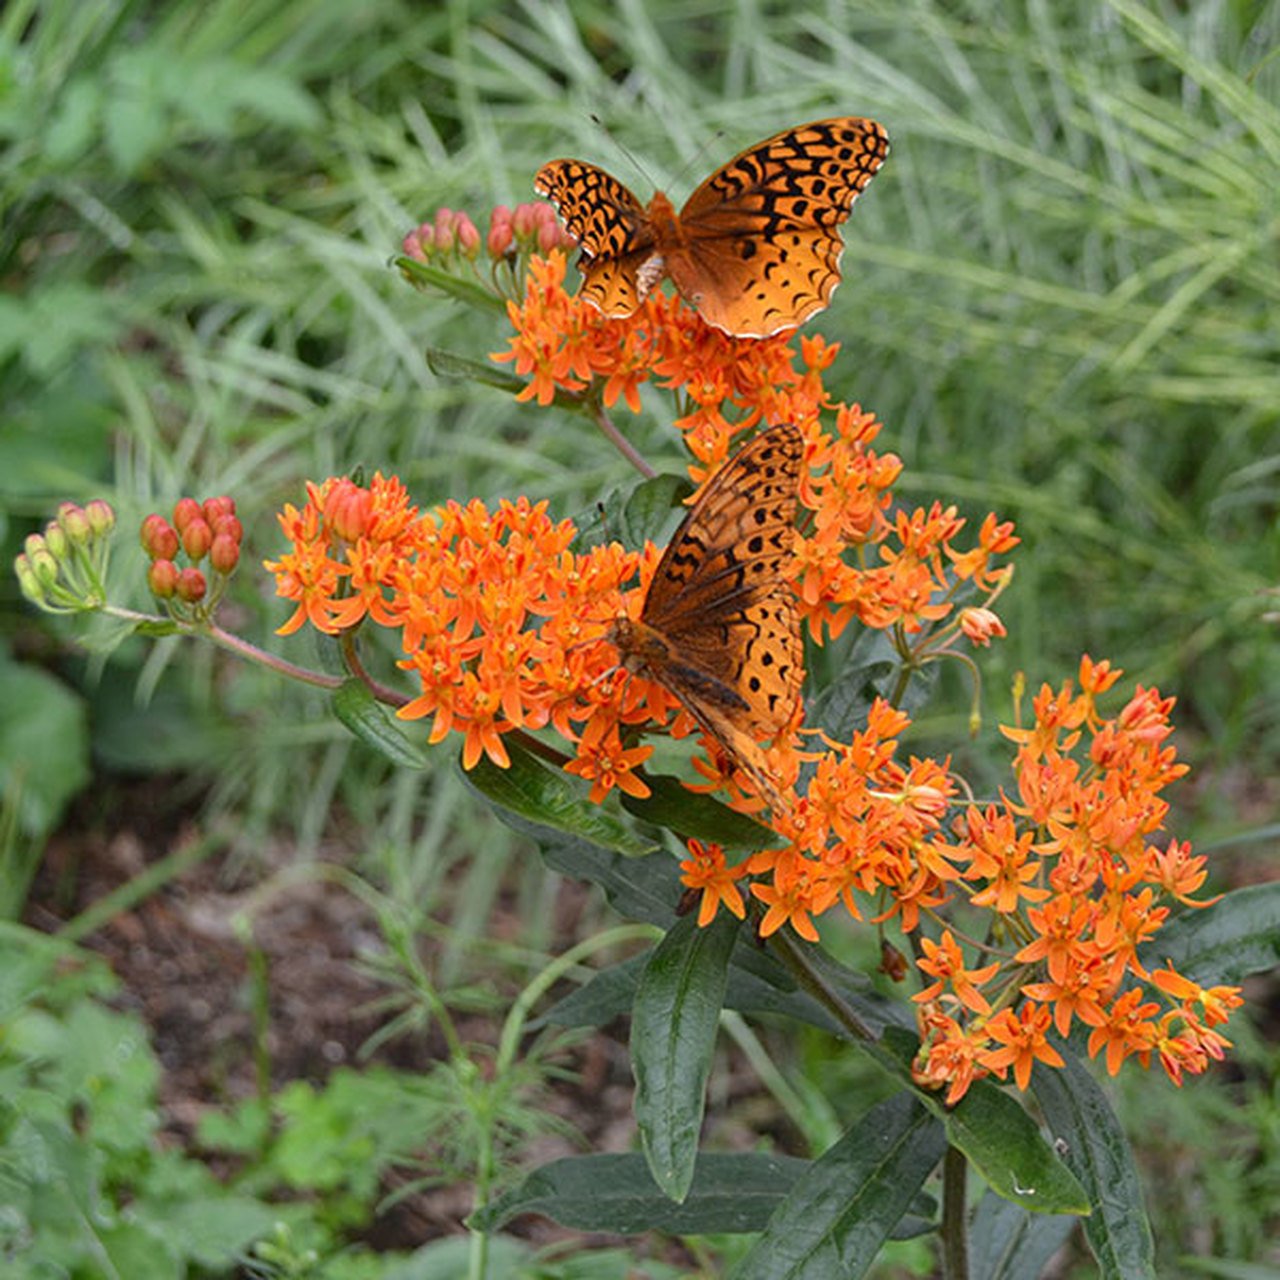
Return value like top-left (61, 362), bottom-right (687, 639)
top-left (606, 425), bottom-right (805, 810)
top-left (534, 117), bottom-right (888, 339)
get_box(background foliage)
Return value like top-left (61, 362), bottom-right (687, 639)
top-left (2, 0), bottom-right (1277, 1276)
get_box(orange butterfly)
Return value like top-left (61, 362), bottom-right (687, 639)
top-left (607, 425), bottom-right (805, 811)
top-left (535, 118), bottom-right (888, 339)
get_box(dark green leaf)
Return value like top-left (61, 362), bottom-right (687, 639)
top-left (1032, 1046), bottom-right (1156, 1279)
top-left (573, 468), bottom-right (692, 553)
top-left (970, 1190), bottom-right (1077, 1280)
top-left (944, 1077), bottom-right (1089, 1216)
top-left (1136, 882), bottom-right (1280, 986)
top-left (633, 912), bottom-right (740, 1201)
top-left (733, 1094), bottom-right (947, 1279)
top-left (424, 345), bottom-right (529, 391)
top-left (464, 738), bottom-right (656, 859)
top-left (395, 257), bottom-right (507, 313)
top-left (621, 772), bottom-right (785, 852)
top-left (473, 1151), bottom-right (812, 1234)
top-left (332, 679), bottom-right (429, 770)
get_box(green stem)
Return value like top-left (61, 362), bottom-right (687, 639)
top-left (587, 395), bottom-right (657, 478)
top-left (941, 1144), bottom-right (970, 1280)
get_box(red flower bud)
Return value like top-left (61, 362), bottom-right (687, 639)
top-left (537, 218), bottom-right (562, 254)
top-left (210, 532), bottom-right (241, 575)
top-left (181, 517), bottom-right (213, 561)
top-left (148, 558), bottom-right (179, 597)
top-left (203, 496), bottom-right (236, 524)
top-left (402, 229), bottom-right (426, 261)
top-left (433, 207), bottom-right (456, 251)
top-left (173, 497), bottom-right (203, 532)
top-left (141, 514), bottom-right (180, 560)
top-left (213, 514), bottom-right (243, 544)
top-left (175, 567), bottom-right (207, 603)
top-left (490, 204), bottom-right (512, 226)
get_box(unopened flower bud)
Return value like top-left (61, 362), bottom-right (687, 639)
top-left (512, 202), bottom-right (536, 240)
top-left (141, 514), bottom-right (180, 561)
top-left (42, 521), bottom-right (70, 560)
top-left (203, 496), bottom-right (236, 524)
top-left (456, 214), bottom-right (480, 258)
top-left (14, 553), bottom-right (44, 605)
top-left (212, 513), bottom-right (243, 544)
top-left (181, 517), bottom-right (213, 561)
top-left (958, 606), bottom-right (1006, 647)
top-left (210, 532), bottom-right (241, 575)
top-left (176, 567), bottom-right (207, 603)
top-left (173, 497), bottom-right (203, 533)
top-left (84, 500), bottom-right (115, 537)
top-left (402, 229), bottom-right (427, 261)
top-left (56, 502), bottom-right (91, 546)
top-left (491, 204), bottom-right (512, 227)
top-left (487, 220), bottom-right (514, 258)
top-left (433, 207), bottom-right (456, 252)
top-left (323, 478), bottom-right (372, 542)
top-left (148, 558), bottom-right (179, 597)
top-left (537, 218), bottom-right (561, 254)
top-left (28, 545), bottom-right (59, 588)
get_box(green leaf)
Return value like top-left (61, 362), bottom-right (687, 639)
top-left (394, 258), bottom-right (507, 314)
top-left (151, 1195), bottom-right (278, 1269)
top-left (132, 619), bottom-right (184, 637)
top-left (573, 470), bottom-right (693, 553)
top-left (473, 1151), bottom-right (812, 1234)
top-left (0, 654), bottom-right (89, 841)
top-left (1032, 1046), bottom-right (1156, 1279)
top-left (332, 679), bottom-right (429, 770)
top-left (632, 911), bottom-right (740, 1201)
top-left (969, 1190), bottom-right (1077, 1280)
top-left (621, 772), bottom-right (785, 852)
top-left (464, 737), bottom-right (656, 858)
top-left (732, 1094), bottom-right (947, 1279)
top-left (425, 345), bottom-right (530, 392)
top-left (943, 1077), bottom-right (1090, 1216)
top-left (1136, 881), bottom-right (1280, 986)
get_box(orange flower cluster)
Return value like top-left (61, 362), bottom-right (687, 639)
top-left (676, 662), bottom-right (1240, 1101)
top-left (262, 224), bottom-right (1237, 1101)
top-left (493, 250), bottom-right (1016, 645)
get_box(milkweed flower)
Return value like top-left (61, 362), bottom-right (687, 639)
top-left (263, 229), bottom-right (1239, 1103)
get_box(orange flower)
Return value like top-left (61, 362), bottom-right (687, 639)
top-left (563, 716), bottom-right (653, 804)
top-left (912, 930), bottom-right (1000, 1015)
top-left (679, 840), bottom-right (747, 926)
top-left (980, 1002), bottom-right (1065, 1090)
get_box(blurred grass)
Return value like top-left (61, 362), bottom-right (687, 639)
top-left (1, 0), bottom-right (1277, 1270)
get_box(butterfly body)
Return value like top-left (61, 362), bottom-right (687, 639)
top-left (606, 425), bottom-right (805, 809)
top-left (535, 117), bottom-right (888, 338)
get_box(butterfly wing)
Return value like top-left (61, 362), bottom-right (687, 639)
top-left (534, 158), bottom-right (656, 318)
top-left (667, 117), bottom-right (889, 337)
top-left (642, 425), bottom-right (804, 737)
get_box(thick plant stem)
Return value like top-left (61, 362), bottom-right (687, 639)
top-left (941, 1144), bottom-right (970, 1280)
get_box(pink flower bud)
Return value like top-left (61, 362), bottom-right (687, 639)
top-left (434, 207), bottom-right (456, 252)
top-left (487, 220), bottom-right (514, 258)
top-left (512, 202), bottom-right (536, 239)
top-left (175, 567), bottom-right (207, 603)
top-left (490, 204), bottom-right (512, 226)
top-left (55, 502), bottom-right (91, 545)
top-left (402, 229), bottom-right (426, 261)
top-left (181, 517), bottom-right (213, 561)
top-left (148, 558), bottom-right (179, 598)
top-left (213, 514), bottom-right (243, 544)
top-left (456, 214), bottom-right (480, 258)
top-left (85, 500), bottom-right (115, 537)
top-left (537, 218), bottom-right (561, 254)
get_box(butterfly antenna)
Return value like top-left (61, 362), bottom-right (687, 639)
top-left (670, 126), bottom-right (727, 191)
top-left (590, 112), bottom-right (659, 189)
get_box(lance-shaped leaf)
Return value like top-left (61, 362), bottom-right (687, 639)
top-left (622, 773), bottom-right (785, 852)
top-left (1136, 881), bottom-right (1280, 985)
top-left (574, 470), bottom-right (693, 554)
top-left (733, 1093), bottom-right (947, 1279)
top-left (394, 255), bottom-right (507, 312)
top-left (464, 737), bottom-right (655, 858)
top-left (424, 347), bottom-right (531, 394)
top-left (1032, 1046), bottom-right (1156, 1280)
top-left (332, 679), bottom-right (429, 770)
top-left (969, 1190), bottom-right (1078, 1280)
top-left (632, 912), bottom-right (740, 1201)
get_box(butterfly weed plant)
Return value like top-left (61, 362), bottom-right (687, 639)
top-left (16, 173), bottom-right (1270, 1280)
